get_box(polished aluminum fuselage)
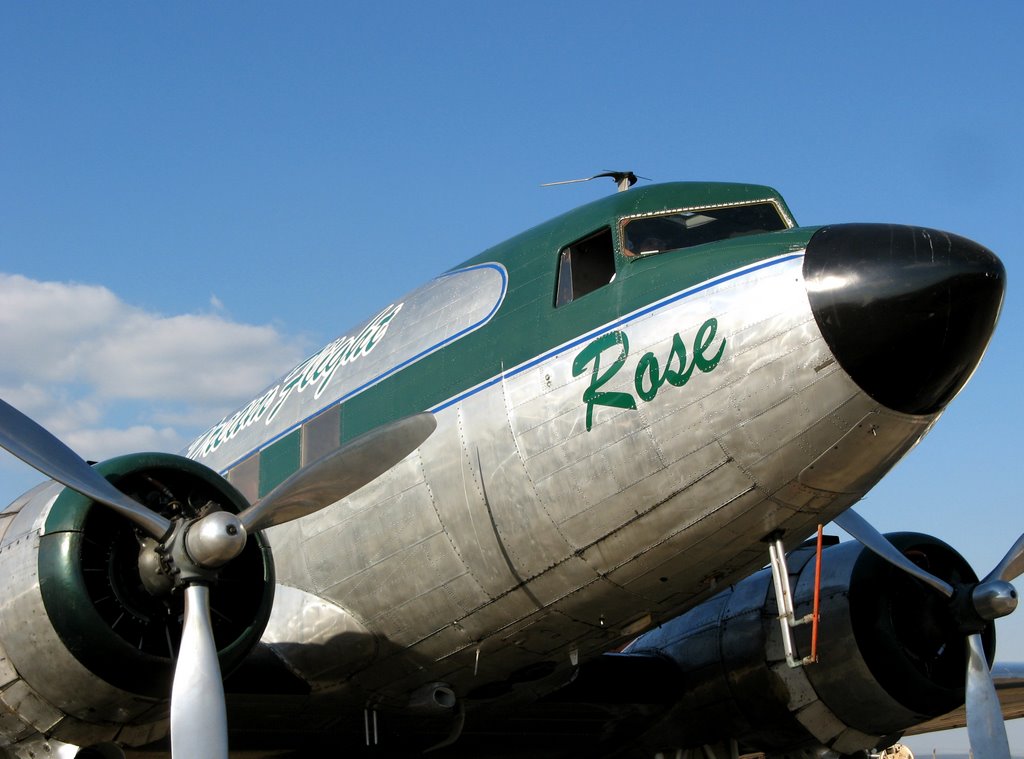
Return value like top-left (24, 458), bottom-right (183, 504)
top-left (253, 251), bottom-right (934, 706)
top-left (0, 183), bottom-right (1001, 758)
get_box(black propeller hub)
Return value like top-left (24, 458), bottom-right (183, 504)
top-left (949, 583), bottom-right (991, 636)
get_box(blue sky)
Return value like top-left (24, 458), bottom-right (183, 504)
top-left (2, 2), bottom-right (1022, 754)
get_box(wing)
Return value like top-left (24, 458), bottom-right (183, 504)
top-left (904, 663), bottom-right (1024, 736)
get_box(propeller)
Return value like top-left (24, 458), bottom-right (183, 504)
top-left (834, 509), bottom-right (1023, 759)
top-left (171, 585), bottom-right (228, 758)
top-left (0, 398), bottom-right (436, 759)
top-left (0, 399), bottom-right (172, 538)
top-left (239, 412), bottom-right (437, 533)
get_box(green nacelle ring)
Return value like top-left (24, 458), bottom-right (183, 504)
top-left (38, 452), bottom-right (276, 700)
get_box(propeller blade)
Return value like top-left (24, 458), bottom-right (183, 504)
top-left (0, 398), bottom-right (170, 538)
top-left (170, 584), bottom-right (228, 759)
top-left (238, 412), bottom-right (437, 533)
top-left (966, 632), bottom-right (1011, 759)
top-left (833, 509), bottom-right (954, 597)
top-left (984, 532), bottom-right (1024, 585)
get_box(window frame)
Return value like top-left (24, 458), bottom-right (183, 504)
top-left (553, 226), bottom-right (617, 308)
top-left (618, 198), bottom-right (794, 259)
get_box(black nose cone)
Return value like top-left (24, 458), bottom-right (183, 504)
top-left (804, 224), bottom-right (1005, 415)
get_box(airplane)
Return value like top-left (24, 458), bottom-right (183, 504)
top-left (0, 179), bottom-right (1017, 759)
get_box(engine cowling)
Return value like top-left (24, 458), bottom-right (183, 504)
top-left (622, 532), bottom-right (992, 756)
top-left (0, 453), bottom-right (275, 750)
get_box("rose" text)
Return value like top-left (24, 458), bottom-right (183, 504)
top-left (571, 318), bottom-right (726, 431)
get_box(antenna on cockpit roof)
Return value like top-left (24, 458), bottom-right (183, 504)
top-left (541, 170), bottom-right (650, 193)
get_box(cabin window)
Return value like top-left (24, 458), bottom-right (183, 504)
top-left (554, 227), bottom-right (616, 307)
top-left (622, 201), bottom-right (789, 257)
top-left (259, 429), bottom-right (301, 498)
top-left (302, 405), bottom-right (341, 466)
top-left (227, 453), bottom-right (260, 504)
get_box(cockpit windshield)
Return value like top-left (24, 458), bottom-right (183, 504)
top-left (622, 201), bottom-right (790, 256)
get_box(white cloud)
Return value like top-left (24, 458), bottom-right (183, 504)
top-left (0, 273), bottom-right (307, 463)
top-left (84, 312), bottom-right (301, 402)
top-left (63, 425), bottom-right (187, 462)
top-left (0, 275), bottom-right (123, 382)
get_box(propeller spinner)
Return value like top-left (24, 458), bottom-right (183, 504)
top-left (0, 398), bottom-right (436, 759)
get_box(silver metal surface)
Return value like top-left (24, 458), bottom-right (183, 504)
top-left (0, 736), bottom-right (87, 759)
top-left (0, 681), bottom-right (61, 735)
top-left (0, 637), bottom-right (17, 692)
top-left (0, 513), bottom-right (13, 547)
top-left (47, 716), bottom-right (120, 750)
top-left (985, 532), bottom-right (1024, 584)
top-left (768, 538), bottom-right (814, 668)
top-left (0, 690), bottom-right (35, 746)
top-left (0, 403), bottom-right (439, 754)
top-left (0, 505), bottom-right (163, 731)
top-left (260, 584), bottom-right (377, 684)
top-left (625, 539), bottom-right (897, 754)
top-left (184, 511), bottom-right (246, 568)
top-left (1, 482), bottom-right (59, 552)
top-left (973, 580), bottom-right (1019, 620)
top-left (113, 717), bottom-right (171, 751)
top-left (834, 509), bottom-right (1019, 757)
top-left (170, 584), bottom-right (228, 759)
top-left (239, 412), bottom-right (436, 533)
top-left (407, 682), bottom-right (457, 713)
top-left (0, 398), bottom-right (170, 539)
top-left (1, 240), bottom-right (973, 751)
top-left (833, 509), bottom-right (954, 597)
top-left (259, 253), bottom-right (945, 709)
top-left (189, 264), bottom-right (506, 474)
top-left (798, 409), bottom-right (931, 494)
top-left (966, 632), bottom-right (1011, 759)
top-left (137, 537), bottom-right (173, 596)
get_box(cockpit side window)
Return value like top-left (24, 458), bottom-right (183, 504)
top-left (622, 201), bottom-right (789, 257)
top-left (554, 227), bottom-right (615, 307)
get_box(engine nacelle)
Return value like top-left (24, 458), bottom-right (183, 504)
top-left (0, 453), bottom-right (275, 750)
top-left (624, 533), bottom-right (991, 756)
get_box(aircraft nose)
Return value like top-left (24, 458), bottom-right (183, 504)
top-left (804, 223), bottom-right (1005, 415)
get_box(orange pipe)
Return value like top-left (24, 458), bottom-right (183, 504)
top-left (810, 524), bottom-right (823, 663)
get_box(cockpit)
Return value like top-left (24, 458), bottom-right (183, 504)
top-left (552, 191), bottom-right (795, 309)
top-left (621, 200), bottom-right (791, 257)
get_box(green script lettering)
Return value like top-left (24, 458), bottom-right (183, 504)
top-left (571, 332), bottom-right (638, 431)
top-left (573, 318), bottom-right (726, 431)
top-left (693, 317), bottom-right (726, 371)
